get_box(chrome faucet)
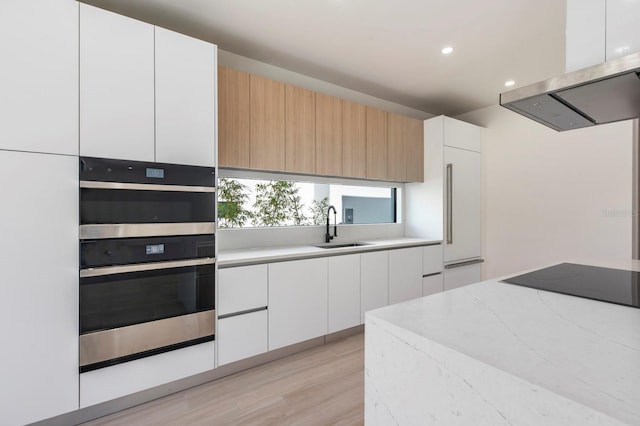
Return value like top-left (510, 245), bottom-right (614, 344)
top-left (325, 205), bottom-right (338, 243)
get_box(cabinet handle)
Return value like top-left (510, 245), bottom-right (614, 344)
top-left (444, 258), bottom-right (484, 269)
top-left (446, 163), bottom-right (453, 244)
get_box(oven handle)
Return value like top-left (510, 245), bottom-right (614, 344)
top-left (80, 223), bottom-right (216, 239)
top-left (80, 257), bottom-right (216, 278)
top-left (80, 180), bottom-right (216, 193)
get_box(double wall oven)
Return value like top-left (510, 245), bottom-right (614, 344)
top-left (79, 157), bottom-right (216, 372)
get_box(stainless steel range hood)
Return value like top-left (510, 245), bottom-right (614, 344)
top-left (500, 52), bottom-right (640, 131)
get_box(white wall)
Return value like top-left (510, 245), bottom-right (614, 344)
top-left (457, 105), bottom-right (633, 279)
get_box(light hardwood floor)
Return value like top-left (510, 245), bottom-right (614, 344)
top-left (82, 333), bottom-right (364, 426)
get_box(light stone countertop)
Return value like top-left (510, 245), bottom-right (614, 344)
top-left (217, 237), bottom-right (441, 267)
top-left (365, 258), bottom-right (640, 425)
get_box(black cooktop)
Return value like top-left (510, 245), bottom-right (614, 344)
top-left (502, 263), bottom-right (640, 309)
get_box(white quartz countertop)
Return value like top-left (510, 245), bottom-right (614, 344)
top-left (366, 259), bottom-right (640, 425)
top-left (218, 237), bottom-right (441, 267)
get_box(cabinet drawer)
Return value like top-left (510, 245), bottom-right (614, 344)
top-left (217, 309), bottom-right (268, 366)
top-left (422, 244), bottom-right (443, 275)
top-left (422, 273), bottom-right (444, 297)
top-left (218, 265), bottom-right (268, 316)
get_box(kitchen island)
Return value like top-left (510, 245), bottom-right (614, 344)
top-left (365, 259), bottom-right (640, 425)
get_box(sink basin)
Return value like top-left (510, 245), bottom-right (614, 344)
top-left (314, 242), bottom-right (372, 249)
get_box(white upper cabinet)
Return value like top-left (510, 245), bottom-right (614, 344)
top-left (0, 150), bottom-right (79, 425)
top-left (444, 117), bottom-right (482, 153)
top-left (565, 0), bottom-right (606, 72)
top-left (566, 0), bottom-right (640, 71)
top-left (155, 27), bottom-right (216, 167)
top-left (0, 1), bottom-right (78, 155)
top-left (605, 0), bottom-right (640, 61)
top-left (80, 4), bottom-right (155, 161)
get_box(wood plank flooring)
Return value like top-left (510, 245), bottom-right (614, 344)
top-left (82, 333), bottom-right (364, 426)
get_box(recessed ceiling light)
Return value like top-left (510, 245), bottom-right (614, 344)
top-left (505, 80), bottom-right (515, 87)
top-left (441, 46), bottom-right (453, 55)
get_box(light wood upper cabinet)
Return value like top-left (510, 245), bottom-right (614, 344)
top-left (405, 117), bottom-right (424, 182)
top-left (316, 93), bottom-right (343, 176)
top-left (250, 74), bottom-right (285, 171)
top-left (285, 85), bottom-right (315, 174)
top-left (342, 100), bottom-right (367, 179)
top-left (218, 66), bottom-right (250, 168)
top-left (387, 112), bottom-right (407, 182)
top-left (366, 106), bottom-right (388, 180)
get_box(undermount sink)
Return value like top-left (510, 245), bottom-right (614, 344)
top-left (314, 242), bottom-right (372, 249)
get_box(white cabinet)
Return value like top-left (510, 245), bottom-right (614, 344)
top-left (422, 244), bottom-right (443, 275)
top-left (605, 0), bottom-right (640, 61)
top-left (361, 251), bottom-right (389, 323)
top-left (269, 258), bottom-right (328, 350)
top-left (79, 4), bottom-right (155, 161)
top-left (80, 4), bottom-right (217, 165)
top-left (566, 0), bottom-right (606, 72)
top-left (444, 145), bottom-right (481, 263)
top-left (566, 0), bottom-right (640, 72)
top-left (218, 310), bottom-right (268, 366)
top-left (155, 27), bottom-right (216, 167)
top-left (422, 244), bottom-right (444, 297)
top-left (423, 274), bottom-right (444, 297)
top-left (0, 1), bottom-right (78, 155)
top-left (80, 341), bottom-right (215, 408)
top-left (328, 254), bottom-right (361, 333)
top-left (218, 265), bottom-right (268, 316)
top-left (0, 151), bottom-right (78, 425)
top-left (444, 262), bottom-right (482, 291)
top-left (217, 265), bottom-right (268, 365)
top-left (388, 247), bottom-right (423, 305)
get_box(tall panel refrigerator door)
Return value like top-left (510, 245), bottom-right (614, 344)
top-left (443, 146), bottom-right (481, 263)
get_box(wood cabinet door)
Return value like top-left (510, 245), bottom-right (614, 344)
top-left (79, 4), bottom-right (154, 162)
top-left (218, 66), bottom-right (250, 168)
top-left (405, 117), bottom-right (424, 182)
top-left (316, 93), bottom-right (343, 176)
top-left (155, 28), bottom-right (216, 167)
top-left (250, 74), bottom-right (285, 171)
top-left (342, 100), bottom-right (367, 178)
top-left (387, 112), bottom-right (406, 182)
top-left (366, 106), bottom-right (388, 180)
top-left (285, 85), bottom-right (316, 174)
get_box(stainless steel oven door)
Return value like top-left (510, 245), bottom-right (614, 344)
top-left (79, 259), bottom-right (215, 372)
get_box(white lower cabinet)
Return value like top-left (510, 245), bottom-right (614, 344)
top-left (328, 254), bottom-right (361, 333)
top-left (388, 247), bottom-right (423, 305)
top-left (444, 262), bottom-right (482, 291)
top-left (218, 310), bottom-right (268, 366)
top-left (269, 258), bottom-right (328, 350)
top-left (217, 265), bottom-right (269, 366)
top-left (80, 342), bottom-right (215, 408)
top-left (423, 274), bottom-right (444, 296)
top-left (361, 251), bottom-right (389, 323)
top-left (0, 151), bottom-right (79, 425)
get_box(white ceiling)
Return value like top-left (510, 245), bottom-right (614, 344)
top-left (81, 0), bottom-right (567, 116)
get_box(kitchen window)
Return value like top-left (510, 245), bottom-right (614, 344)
top-left (217, 177), bottom-right (398, 228)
